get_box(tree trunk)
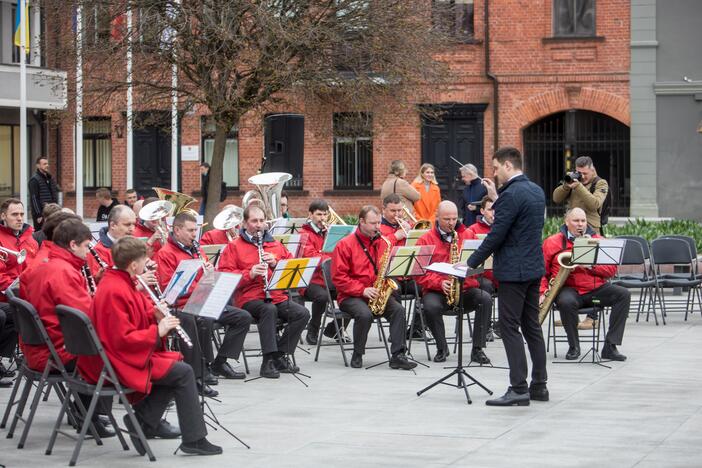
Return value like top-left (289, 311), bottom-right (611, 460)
top-left (204, 119), bottom-right (231, 228)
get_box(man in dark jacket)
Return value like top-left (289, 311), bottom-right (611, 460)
top-left (460, 164), bottom-right (487, 227)
top-left (466, 147), bottom-right (548, 407)
top-left (95, 188), bottom-right (120, 222)
top-left (199, 162), bottom-right (227, 215)
top-left (28, 157), bottom-right (59, 229)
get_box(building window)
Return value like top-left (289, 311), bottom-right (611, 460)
top-left (553, 0), bottom-right (595, 37)
top-left (432, 0), bottom-right (474, 40)
top-left (83, 118), bottom-right (112, 188)
top-left (333, 113), bottom-right (372, 190)
top-left (201, 118), bottom-right (239, 188)
top-left (84, 1), bottom-right (112, 46)
top-left (263, 114), bottom-right (304, 190)
top-left (0, 125), bottom-right (27, 198)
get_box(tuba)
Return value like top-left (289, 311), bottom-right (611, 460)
top-left (402, 206), bottom-right (432, 230)
top-left (368, 235), bottom-right (399, 315)
top-left (242, 172), bottom-right (292, 220)
top-left (213, 205), bottom-right (244, 242)
top-left (0, 246), bottom-right (27, 264)
top-left (153, 187), bottom-right (198, 216)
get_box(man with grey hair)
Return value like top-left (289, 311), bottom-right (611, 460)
top-left (460, 163), bottom-right (487, 227)
top-left (552, 156), bottom-right (609, 234)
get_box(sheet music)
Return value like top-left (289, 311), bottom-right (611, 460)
top-left (405, 229), bottom-right (430, 247)
top-left (183, 272), bottom-right (241, 320)
top-left (322, 225), bottom-right (356, 252)
top-left (272, 233), bottom-right (303, 257)
top-left (571, 237), bottom-right (625, 265)
top-left (426, 262), bottom-right (481, 279)
top-left (460, 239), bottom-right (493, 269)
top-left (164, 259), bottom-right (204, 305)
top-left (268, 257), bottom-right (321, 290)
top-left (270, 218), bottom-right (309, 235)
top-left (386, 245), bottom-right (435, 277)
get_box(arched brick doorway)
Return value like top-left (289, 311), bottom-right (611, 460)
top-left (523, 110), bottom-right (630, 217)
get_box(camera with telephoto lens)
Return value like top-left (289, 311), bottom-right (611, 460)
top-left (564, 171), bottom-right (582, 184)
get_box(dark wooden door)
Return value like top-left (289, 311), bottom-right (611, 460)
top-left (133, 113), bottom-right (172, 197)
top-left (263, 114), bottom-right (304, 190)
top-left (421, 103), bottom-right (486, 208)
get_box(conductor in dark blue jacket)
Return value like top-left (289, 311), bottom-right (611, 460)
top-left (466, 147), bottom-right (548, 406)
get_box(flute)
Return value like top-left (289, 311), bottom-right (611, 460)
top-left (136, 275), bottom-right (193, 348)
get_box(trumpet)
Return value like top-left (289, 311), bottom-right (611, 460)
top-left (402, 206), bottom-right (432, 230)
top-left (136, 275), bottom-right (193, 348)
top-left (0, 246), bottom-right (27, 264)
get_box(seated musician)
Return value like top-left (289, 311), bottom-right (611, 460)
top-left (20, 218), bottom-right (117, 436)
top-left (82, 236), bottom-right (222, 456)
top-left (200, 205), bottom-right (240, 245)
top-left (331, 205), bottom-right (416, 370)
top-left (154, 212), bottom-right (252, 385)
top-left (415, 201), bottom-right (493, 364)
top-left (24, 211), bottom-right (81, 273)
top-left (540, 208), bottom-right (629, 361)
top-left (133, 197), bottom-right (168, 257)
top-left (379, 194), bottom-right (412, 247)
top-left (218, 206), bottom-right (310, 379)
top-left (1, 199), bottom-right (38, 382)
top-left (87, 204), bottom-right (136, 272)
top-left (300, 199), bottom-right (346, 345)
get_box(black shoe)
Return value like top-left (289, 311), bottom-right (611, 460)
top-left (203, 371), bottom-right (219, 386)
top-left (196, 380), bottom-right (219, 398)
top-left (274, 355), bottom-right (300, 374)
top-left (0, 362), bottom-right (15, 378)
top-left (144, 419), bottom-right (181, 439)
top-left (389, 354), bottom-right (417, 370)
top-left (602, 343), bottom-right (627, 361)
top-left (529, 384), bottom-right (549, 402)
top-left (485, 388), bottom-right (530, 406)
top-left (471, 348), bottom-right (491, 365)
top-left (305, 329), bottom-right (318, 345)
top-left (122, 414), bottom-right (147, 456)
top-left (405, 326), bottom-right (424, 341)
top-left (433, 348), bottom-right (449, 363)
top-left (259, 359), bottom-right (280, 379)
top-left (0, 378), bottom-right (12, 388)
top-left (179, 437), bottom-right (223, 456)
top-left (211, 361), bottom-right (245, 380)
top-left (565, 346), bottom-right (581, 360)
top-left (350, 352), bottom-right (363, 368)
top-left (72, 414), bottom-right (116, 439)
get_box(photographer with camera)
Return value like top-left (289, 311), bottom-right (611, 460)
top-left (552, 156), bottom-right (610, 235)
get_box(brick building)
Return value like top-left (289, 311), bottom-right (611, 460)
top-left (45, 0), bottom-right (630, 219)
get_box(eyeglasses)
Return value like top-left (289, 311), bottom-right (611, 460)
top-left (280, 203), bottom-right (288, 207)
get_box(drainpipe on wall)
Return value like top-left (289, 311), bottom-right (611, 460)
top-left (484, 0), bottom-right (499, 153)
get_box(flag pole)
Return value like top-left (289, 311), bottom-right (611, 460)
top-left (75, 1), bottom-right (83, 217)
top-left (170, 0), bottom-right (180, 191)
top-left (19, 0), bottom-right (28, 209)
top-left (126, 7), bottom-right (133, 191)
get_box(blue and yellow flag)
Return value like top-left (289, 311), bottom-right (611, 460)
top-left (14, 0), bottom-right (30, 51)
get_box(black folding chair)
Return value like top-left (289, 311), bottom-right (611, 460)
top-left (651, 238), bottom-right (702, 321)
top-left (1, 298), bottom-right (96, 450)
top-left (546, 305), bottom-right (606, 362)
top-left (53, 305), bottom-right (155, 466)
top-left (315, 259), bottom-right (354, 366)
top-left (613, 237), bottom-right (663, 325)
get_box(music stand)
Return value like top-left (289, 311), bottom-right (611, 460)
top-left (179, 272), bottom-right (250, 449)
top-left (404, 229), bottom-right (430, 247)
top-left (366, 245), bottom-right (435, 370)
top-left (416, 264), bottom-right (493, 404)
top-left (245, 257), bottom-right (321, 387)
top-left (272, 233), bottom-right (305, 257)
top-left (322, 225), bottom-right (356, 253)
top-left (269, 217), bottom-right (309, 235)
top-left (200, 244), bottom-right (226, 267)
top-left (555, 238), bottom-right (626, 368)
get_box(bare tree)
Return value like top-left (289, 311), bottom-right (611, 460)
top-left (45, 0), bottom-right (452, 223)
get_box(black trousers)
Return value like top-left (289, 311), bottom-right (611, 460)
top-left (555, 283), bottom-right (630, 348)
top-left (0, 303), bottom-right (17, 358)
top-left (198, 306), bottom-right (253, 362)
top-left (134, 361), bottom-right (206, 444)
top-left (304, 284), bottom-right (329, 333)
top-left (422, 289), bottom-right (492, 352)
top-left (498, 281), bottom-right (547, 394)
top-left (339, 296), bottom-right (406, 356)
top-left (243, 299), bottom-right (310, 355)
top-left (477, 277), bottom-right (495, 296)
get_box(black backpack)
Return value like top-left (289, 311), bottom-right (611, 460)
top-left (589, 177), bottom-right (611, 226)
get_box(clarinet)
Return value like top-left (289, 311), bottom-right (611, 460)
top-left (256, 231), bottom-right (273, 303)
top-left (82, 264), bottom-right (97, 296)
top-left (88, 242), bottom-right (109, 270)
top-left (136, 275), bottom-right (193, 348)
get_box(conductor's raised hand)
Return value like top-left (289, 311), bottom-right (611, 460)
top-left (481, 178), bottom-right (498, 201)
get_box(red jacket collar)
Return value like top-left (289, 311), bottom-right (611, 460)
top-left (0, 223), bottom-right (32, 239)
top-left (47, 243), bottom-right (89, 270)
top-left (102, 268), bottom-right (136, 289)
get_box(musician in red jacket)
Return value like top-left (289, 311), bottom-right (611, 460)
top-left (87, 204), bottom-right (136, 273)
top-left (416, 201), bottom-right (493, 364)
top-left (23, 211), bottom-right (80, 274)
top-left (1, 199), bottom-right (38, 379)
top-left (300, 199), bottom-right (345, 345)
top-left (540, 207), bottom-right (629, 361)
top-left (133, 197), bottom-right (168, 257)
top-left (199, 205), bottom-right (240, 245)
top-left (218, 205), bottom-right (310, 379)
top-left (467, 196), bottom-right (499, 292)
top-left (154, 212), bottom-right (252, 383)
top-left (379, 194), bottom-right (412, 247)
top-left (331, 205), bottom-right (416, 370)
top-left (82, 236), bottom-right (221, 456)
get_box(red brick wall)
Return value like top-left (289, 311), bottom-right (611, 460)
top-left (55, 0), bottom-right (630, 219)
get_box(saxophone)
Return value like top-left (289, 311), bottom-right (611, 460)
top-left (446, 230), bottom-right (461, 307)
top-left (368, 235), bottom-right (399, 316)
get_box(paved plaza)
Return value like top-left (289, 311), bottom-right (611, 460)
top-left (1, 307), bottom-right (701, 468)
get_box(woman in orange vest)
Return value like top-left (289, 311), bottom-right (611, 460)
top-left (411, 163), bottom-right (441, 224)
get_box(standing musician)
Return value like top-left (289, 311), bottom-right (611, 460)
top-left (331, 205), bottom-right (416, 370)
top-left (416, 201), bottom-right (493, 364)
top-left (154, 212), bottom-right (252, 383)
top-left (19, 218), bottom-right (116, 436)
top-left (465, 147), bottom-right (548, 407)
top-left (81, 237), bottom-right (222, 456)
top-left (218, 205), bottom-right (310, 379)
top-left (541, 208), bottom-right (629, 361)
top-left (300, 199), bottom-right (345, 345)
top-left (133, 197), bottom-right (168, 257)
top-left (1, 199), bottom-right (39, 381)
